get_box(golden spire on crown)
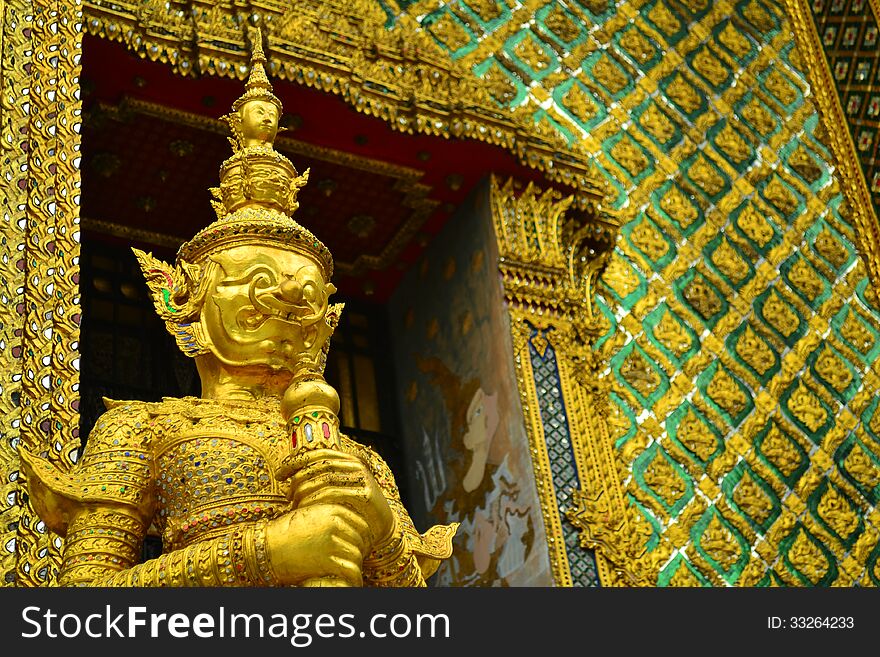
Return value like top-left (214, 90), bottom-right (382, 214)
top-left (230, 29), bottom-right (282, 114)
top-left (207, 27), bottom-right (311, 220)
top-left (181, 28), bottom-right (320, 262)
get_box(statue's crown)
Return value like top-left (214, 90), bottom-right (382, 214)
top-left (173, 27), bottom-right (331, 278)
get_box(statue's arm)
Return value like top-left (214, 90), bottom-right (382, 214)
top-left (21, 402), bottom-right (277, 587)
top-left (344, 438), bottom-right (458, 587)
top-left (58, 508), bottom-right (276, 587)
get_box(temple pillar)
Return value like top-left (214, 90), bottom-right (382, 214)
top-left (0, 0), bottom-right (83, 586)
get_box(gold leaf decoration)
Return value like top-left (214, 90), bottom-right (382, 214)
top-left (736, 203), bottom-right (774, 247)
top-left (630, 218), bottom-right (669, 261)
top-left (515, 35), bottom-right (552, 73)
top-left (735, 325), bottom-right (774, 375)
top-left (464, 0), bottom-right (502, 21)
top-left (619, 28), bottom-right (655, 64)
top-left (428, 15), bottom-right (470, 52)
top-left (714, 124), bottom-right (751, 165)
top-left (684, 275), bottom-right (722, 319)
top-left (611, 137), bottom-right (650, 178)
top-left (593, 54), bottom-right (628, 93)
top-left (815, 228), bottom-right (849, 268)
top-left (666, 73), bottom-right (702, 113)
top-left (689, 155), bottom-right (726, 197)
top-left (606, 399), bottom-right (631, 443)
top-left (706, 367), bottom-right (748, 417)
top-left (483, 65), bottom-right (518, 106)
top-left (669, 561), bottom-right (702, 586)
top-left (711, 238), bottom-right (749, 284)
top-left (762, 291), bottom-right (799, 337)
top-left (761, 424), bottom-right (802, 477)
top-left (787, 146), bottom-right (822, 184)
top-left (563, 82), bottom-right (598, 124)
top-left (582, 0), bottom-right (609, 14)
top-left (545, 8), bottom-right (580, 42)
top-left (660, 184), bottom-right (698, 228)
top-left (692, 48), bottom-right (729, 86)
top-left (763, 177), bottom-right (797, 215)
top-left (621, 348), bottom-right (661, 397)
top-left (741, 97), bottom-right (776, 136)
top-left (647, 1), bottom-right (681, 36)
top-left (700, 513), bottom-right (741, 572)
top-left (840, 312), bottom-right (874, 354)
top-left (654, 309), bottom-right (693, 358)
top-left (814, 346), bottom-right (852, 393)
top-left (733, 472), bottom-right (774, 525)
top-left (677, 408), bottom-right (717, 461)
top-left (787, 258), bottom-right (823, 301)
top-left (643, 450), bottom-right (687, 507)
top-left (787, 530), bottom-right (829, 584)
top-left (787, 382), bottom-right (827, 432)
top-left (718, 22), bottom-right (751, 57)
top-left (602, 252), bottom-right (642, 297)
top-left (842, 443), bottom-right (880, 491)
top-left (765, 70), bottom-right (797, 106)
top-left (816, 485), bottom-right (859, 540)
top-left (743, 0), bottom-right (775, 32)
top-left (639, 103), bottom-right (676, 143)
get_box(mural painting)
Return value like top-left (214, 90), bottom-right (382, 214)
top-left (390, 183), bottom-right (553, 586)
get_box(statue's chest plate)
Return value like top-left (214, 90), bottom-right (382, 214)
top-left (153, 414), bottom-right (292, 547)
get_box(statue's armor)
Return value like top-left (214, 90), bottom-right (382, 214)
top-left (23, 397), bottom-right (455, 587)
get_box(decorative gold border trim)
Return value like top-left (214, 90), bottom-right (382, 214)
top-left (783, 0), bottom-right (880, 288)
top-left (80, 0), bottom-right (606, 198)
top-left (2, 0), bottom-right (83, 586)
top-left (489, 176), bottom-right (636, 587)
top-left (508, 318), bottom-right (573, 587)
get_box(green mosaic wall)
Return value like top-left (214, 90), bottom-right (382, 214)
top-left (398, 0), bottom-right (880, 586)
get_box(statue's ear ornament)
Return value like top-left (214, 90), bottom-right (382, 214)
top-left (318, 302), bottom-right (345, 374)
top-left (288, 167), bottom-right (310, 214)
top-left (133, 248), bottom-right (210, 357)
top-left (220, 111), bottom-right (244, 152)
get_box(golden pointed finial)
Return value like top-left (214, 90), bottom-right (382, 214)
top-left (230, 27), bottom-right (282, 113)
top-left (243, 27), bottom-right (272, 96)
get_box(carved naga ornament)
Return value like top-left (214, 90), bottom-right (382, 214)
top-left (20, 30), bottom-right (457, 588)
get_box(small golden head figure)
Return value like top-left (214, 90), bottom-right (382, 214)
top-left (223, 28), bottom-right (283, 150)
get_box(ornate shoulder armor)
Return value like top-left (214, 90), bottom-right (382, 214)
top-left (20, 399), bottom-right (157, 535)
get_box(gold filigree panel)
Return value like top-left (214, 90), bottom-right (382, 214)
top-left (784, 0), bottom-right (880, 290)
top-left (1, 0), bottom-right (83, 586)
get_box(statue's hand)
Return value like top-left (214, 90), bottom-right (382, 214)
top-left (278, 449), bottom-right (395, 548)
top-left (265, 503), bottom-right (369, 586)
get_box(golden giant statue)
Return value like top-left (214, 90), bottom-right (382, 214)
top-left (18, 34), bottom-right (457, 588)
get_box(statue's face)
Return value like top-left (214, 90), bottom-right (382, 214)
top-left (240, 99), bottom-right (279, 145)
top-left (199, 244), bottom-right (335, 372)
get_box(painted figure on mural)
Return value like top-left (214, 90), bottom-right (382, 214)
top-left (416, 356), bottom-right (535, 586)
top-left (19, 33), bottom-right (456, 588)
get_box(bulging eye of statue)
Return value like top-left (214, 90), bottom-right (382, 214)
top-left (302, 281), bottom-right (318, 304)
